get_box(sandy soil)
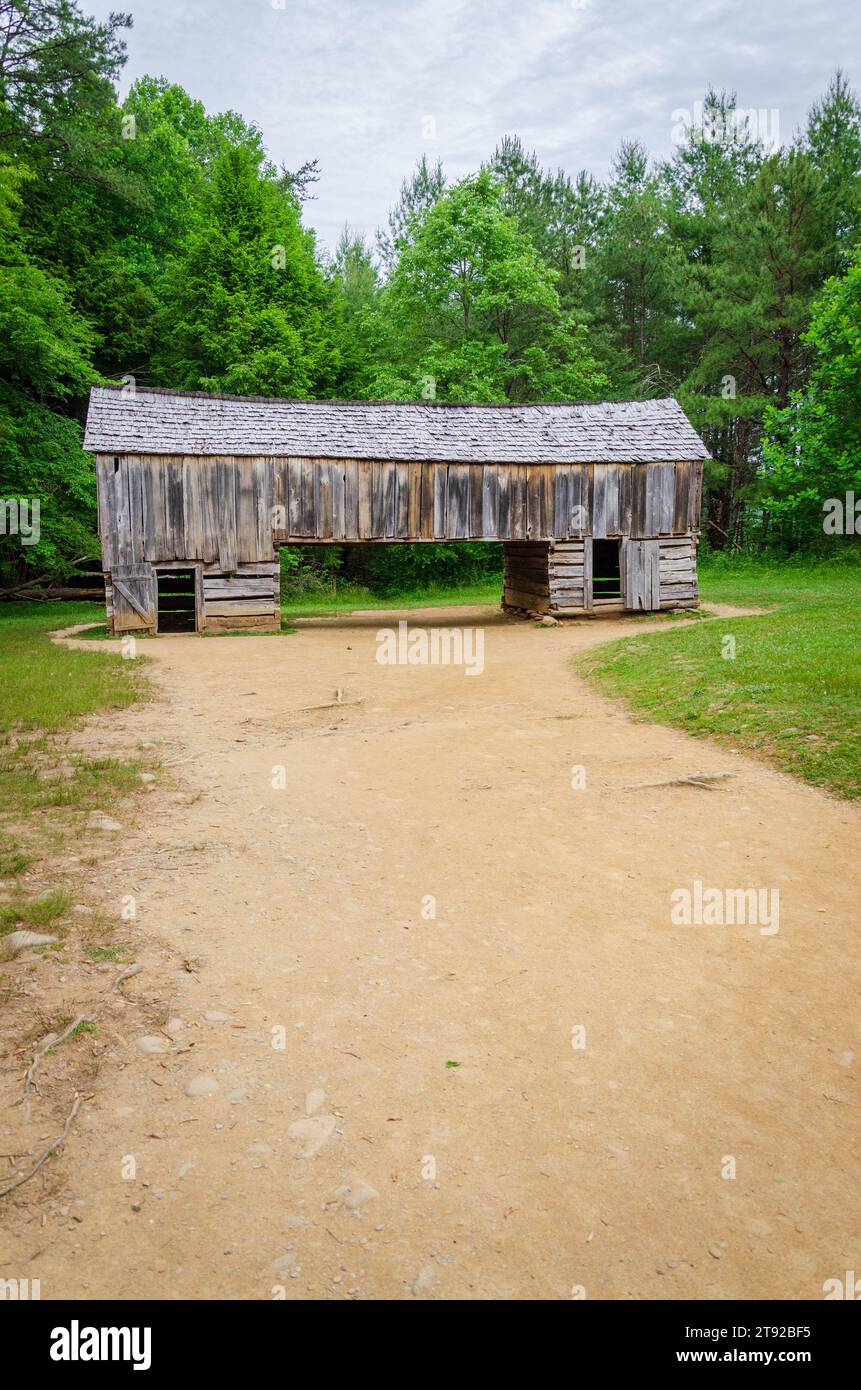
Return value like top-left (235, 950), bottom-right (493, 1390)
top-left (1, 603), bottom-right (858, 1301)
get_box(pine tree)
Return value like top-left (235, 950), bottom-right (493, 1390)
top-left (154, 145), bottom-right (344, 397)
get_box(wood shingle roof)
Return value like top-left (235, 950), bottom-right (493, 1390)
top-left (84, 386), bottom-right (710, 464)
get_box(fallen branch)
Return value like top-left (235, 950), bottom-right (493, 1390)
top-left (0, 559), bottom-right (92, 598)
top-left (706, 520), bottom-right (743, 553)
top-left (299, 698), bottom-right (364, 713)
top-left (0, 1094), bottom-right (82, 1199)
top-left (625, 772), bottom-right (737, 791)
top-left (21, 964), bottom-right (140, 1099)
top-left (15, 586), bottom-right (104, 601)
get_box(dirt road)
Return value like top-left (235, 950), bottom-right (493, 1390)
top-left (3, 605), bottom-right (858, 1300)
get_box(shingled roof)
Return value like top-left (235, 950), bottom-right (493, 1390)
top-left (84, 386), bottom-right (709, 464)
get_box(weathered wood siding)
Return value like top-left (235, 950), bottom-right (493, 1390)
top-left (503, 534), bottom-right (698, 616)
top-left (503, 541), bottom-right (591, 615)
top-left (201, 562), bottom-right (280, 632)
top-left (97, 453), bottom-right (701, 628)
top-left (621, 538), bottom-right (661, 611)
top-left (96, 455), bottom-right (703, 564)
top-left (503, 543), bottom-right (551, 614)
top-left (657, 536), bottom-right (698, 609)
top-left (547, 541), bottom-right (590, 614)
top-left (104, 561), bottom-right (280, 635)
top-left (106, 569), bottom-right (157, 633)
top-left (96, 455), bottom-right (277, 570)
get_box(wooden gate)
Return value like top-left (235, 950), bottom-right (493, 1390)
top-left (621, 539), bottom-right (660, 611)
top-left (110, 568), bottom-right (157, 632)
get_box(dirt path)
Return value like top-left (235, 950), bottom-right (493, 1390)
top-left (3, 605), bottom-right (858, 1300)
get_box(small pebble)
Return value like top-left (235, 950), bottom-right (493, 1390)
top-left (305, 1088), bottom-right (326, 1115)
top-left (412, 1264), bottom-right (437, 1296)
top-left (185, 1075), bottom-right (219, 1097)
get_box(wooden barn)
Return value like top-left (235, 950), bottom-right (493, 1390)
top-left (83, 386), bottom-right (709, 633)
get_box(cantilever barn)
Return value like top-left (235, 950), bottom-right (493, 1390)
top-left (83, 387), bottom-right (709, 635)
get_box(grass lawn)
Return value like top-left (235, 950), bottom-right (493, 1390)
top-left (280, 578), bottom-right (503, 619)
top-left (0, 600), bottom-right (150, 923)
top-left (580, 558), bottom-right (861, 800)
top-left (0, 601), bottom-right (145, 731)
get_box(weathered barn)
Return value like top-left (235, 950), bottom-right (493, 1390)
top-left (83, 386), bottom-right (709, 634)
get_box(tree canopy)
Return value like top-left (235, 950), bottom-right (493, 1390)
top-left (0, 0), bottom-right (859, 589)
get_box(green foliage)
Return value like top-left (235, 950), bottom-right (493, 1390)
top-left (806, 70), bottom-right (861, 274)
top-left (0, 159), bottom-right (99, 584)
top-left (359, 542), bottom-right (501, 595)
top-left (660, 84), bottom-right (860, 546)
top-left (760, 250), bottom-right (861, 547)
top-left (376, 154), bottom-right (446, 272)
top-left (279, 578), bottom-right (502, 620)
top-left (0, 390), bottom-right (98, 582)
top-left (0, 0), bottom-right (858, 593)
top-left (153, 144), bottom-right (343, 396)
top-left (366, 170), bottom-right (609, 403)
top-left (279, 540), bottom-right (502, 599)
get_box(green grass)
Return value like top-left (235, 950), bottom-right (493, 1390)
top-left (0, 887), bottom-right (71, 936)
top-left (0, 602), bottom-right (150, 848)
top-left (86, 944), bottom-right (128, 963)
top-left (0, 601), bottom-right (150, 933)
top-left (581, 557), bottom-right (861, 800)
top-left (46, 584), bottom-right (503, 629)
top-left (0, 601), bottom-right (146, 731)
top-left (280, 578), bottom-right (502, 619)
top-left (0, 838), bottom-right (31, 875)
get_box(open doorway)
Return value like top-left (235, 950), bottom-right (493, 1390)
top-left (156, 568), bottom-right (197, 633)
top-left (592, 539), bottom-right (621, 605)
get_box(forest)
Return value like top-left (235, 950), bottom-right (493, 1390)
top-left (1, 0), bottom-right (860, 594)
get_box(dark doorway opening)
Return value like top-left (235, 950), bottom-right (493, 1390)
top-left (157, 569), bottom-right (197, 632)
top-left (592, 539), bottom-right (621, 603)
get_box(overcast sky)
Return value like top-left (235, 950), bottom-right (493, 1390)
top-left (88, 0), bottom-right (860, 254)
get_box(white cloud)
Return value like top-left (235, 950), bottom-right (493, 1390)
top-left (87, 0), bottom-right (860, 252)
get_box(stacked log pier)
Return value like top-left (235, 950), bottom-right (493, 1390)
top-left (546, 540), bottom-right (588, 615)
top-left (503, 542), bottom-right (551, 614)
top-left (503, 541), bottom-right (589, 616)
top-left (657, 537), bottom-right (698, 609)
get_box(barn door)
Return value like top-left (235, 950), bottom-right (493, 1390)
top-left (621, 539), bottom-right (660, 611)
top-left (111, 568), bottom-right (157, 632)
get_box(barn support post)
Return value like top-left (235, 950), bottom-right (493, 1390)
top-left (656, 535), bottom-right (699, 609)
top-left (502, 540), bottom-right (592, 616)
top-left (503, 542), bottom-right (550, 614)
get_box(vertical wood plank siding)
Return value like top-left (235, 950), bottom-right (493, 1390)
top-left (97, 456), bottom-right (702, 562)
